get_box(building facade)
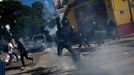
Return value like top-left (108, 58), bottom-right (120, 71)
top-left (105, 0), bottom-right (134, 36)
top-left (64, 0), bottom-right (134, 36)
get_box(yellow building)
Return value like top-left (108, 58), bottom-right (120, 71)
top-left (105, 0), bottom-right (134, 36)
top-left (63, 0), bottom-right (134, 36)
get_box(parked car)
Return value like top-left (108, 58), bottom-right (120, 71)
top-left (25, 34), bottom-right (47, 52)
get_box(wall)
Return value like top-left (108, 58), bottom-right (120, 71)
top-left (112, 0), bottom-right (131, 25)
top-left (105, 0), bottom-right (134, 36)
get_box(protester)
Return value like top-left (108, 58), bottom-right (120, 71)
top-left (94, 25), bottom-right (105, 46)
top-left (106, 18), bottom-right (117, 39)
top-left (5, 40), bottom-right (19, 65)
top-left (14, 38), bottom-right (34, 70)
top-left (78, 32), bottom-right (89, 49)
top-left (56, 18), bottom-right (80, 67)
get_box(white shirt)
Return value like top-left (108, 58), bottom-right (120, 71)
top-left (8, 43), bottom-right (13, 54)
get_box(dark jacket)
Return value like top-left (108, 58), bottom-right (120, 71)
top-left (15, 40), bottom-right (26, 52)
top-left (57, 25), bottom-right (73, 44)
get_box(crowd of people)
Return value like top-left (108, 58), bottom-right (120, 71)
top-left (0, 17), bottom-right (120, 72)
top-left (0, 18), bottom-right (82, 72)
top-left (1, 38), bottom-right (34, 70)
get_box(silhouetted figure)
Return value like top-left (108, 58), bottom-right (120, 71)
top-left (95, 25), bottom-right (105, 46)
top-left (106, 19), bottom-right (117, 39)
top-left (56, 16), bottom-right (62, 30)
top-left (56, 18), bottom-right (80, 65)
top-left (78, 32), bottom-right (89, 49)
top-left (14, 39), bottom-right (34, 70)
top-left (44, 30), bottom-right (53, 42)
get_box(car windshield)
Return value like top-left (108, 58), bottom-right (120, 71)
top-left (33, 35), bottom-right (44, 40)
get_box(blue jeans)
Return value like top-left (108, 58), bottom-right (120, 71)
top-left (6, 52), bottom-right (19, 65)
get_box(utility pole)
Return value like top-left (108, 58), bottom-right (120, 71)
top-left (127, 0), bottom-right (133, 23)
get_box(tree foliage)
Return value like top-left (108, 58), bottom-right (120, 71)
top-left (0, 1), bottom-right (56, 39)
top-left (0, 1), bottom-right (23, 40)
top-left (0, 1), bottom-right (22, 25)
top-left (0, 1), bottom-right (47, 39)
top-left (32, 1), bottom-right (44, 14)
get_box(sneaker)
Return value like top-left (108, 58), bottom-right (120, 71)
top-left (21, 67), bottom-right (25, 70)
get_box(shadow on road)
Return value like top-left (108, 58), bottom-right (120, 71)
top-left (6, 66), bottom-right (21, 71)
top-left (118, 40), bottom-right (134, 44)
top-left (6, 62), bottom-right (36, 71)
top-left (14, 67), bottom-right (62, 75)
top-left (79, 47), bottom-right (96, 53)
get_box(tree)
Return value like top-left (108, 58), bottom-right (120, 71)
top-left (14, 4), bottom-right (44, 38)
top-left (32, 1), bottom-right (56, 29)
top-left (0, 1), bottom-right (56, 39)
top-left (0, 1), bottom-right (23, 40)
top-left (0, 1), bottom-right (22, 24)
top-left (0, 1), bottom-right (45, 39)
top-left (32, 1), bottom-right (44, 15)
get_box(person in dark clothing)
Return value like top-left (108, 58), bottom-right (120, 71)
top-left (95, 25), bottom-right (105, 46)
top-left (44, 30), bottom-right (53, 43)
top-left (14, 39), bottom-right (34, 69)
top-left (57, 18), bottom-right (80, 66)
top-left (56, 16), bottom-right (62, 30)
top-left (78, 32), bottom-right (89, 50)
top-left (106, 19), bottom-right (117, 39)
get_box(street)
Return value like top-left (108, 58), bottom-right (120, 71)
top-left (0, 0), bottom-right (134, 75)
top-left (5, 36), bottom-right (134, 75)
